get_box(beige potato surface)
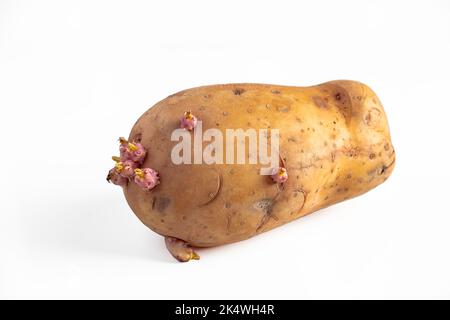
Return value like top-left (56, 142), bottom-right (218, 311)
top-left (120, 80), bottom-right (395, 260)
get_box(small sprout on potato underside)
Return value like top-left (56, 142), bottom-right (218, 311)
top-left (180, 110), bottom-right (198, 131)
top-left (134, 168), bottom-right (160, 191)
top-left (271, 167), bottom-right (288, 184)
top-left (165, 236), bottom-right (200, 262)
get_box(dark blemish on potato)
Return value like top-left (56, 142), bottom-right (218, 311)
top-left (335, 93), bottom-right (342, 101)
top-left (313, 96), bottom-right (328, 109)
top-left (369, 153), bottom-right (376, 160)
top-left (253, 199), bottom-right (273, 215)
top-left (182, 215), bottom-right (187, 220)
top-left (384, 143), bottom-right (390, 151)
top-left (346, 174), bottom-right (352, 179)
top-left (216, 122), bottom-right (220, 126)
top-left (133, 133), bottom-right (142, 143)
top-left (233, 88), bottom-right (245, 95)
top-left (344, 147), bottom-right (359, 158)
top-left (276, 105), bottom-right (290, 113)
top-left (203, 94), bottom-right (212, 99)
top-left (225, 203), bottom-right (231, 209)
top-left (319, 121), bottom-right (323, 126)
top-left (271, 89), bottom-right (281, 94)
top-left (301, 129), bottom-right (305, 133)
top-left (156, 197), bottom-right (171, 213)
top-left (199, 106), bottom-right (206, 111)
top-left (160, 219), bottom-right (165, 223)
top-left (288, 137), bottom-right (297, 143)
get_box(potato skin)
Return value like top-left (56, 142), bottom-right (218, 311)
top-left (123, 81), bottom-right (395, 247)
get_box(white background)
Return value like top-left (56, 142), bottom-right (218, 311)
top-left (1, 0), bottom-right (449, 299)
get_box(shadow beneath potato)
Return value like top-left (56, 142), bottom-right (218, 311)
top-left (18, 190), bottom-right (174, 263)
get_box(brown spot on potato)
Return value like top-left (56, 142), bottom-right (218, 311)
top-left (133, 133), bottom-right (142, 143)
top-left (313, 96), bottom-right (328, 109)
top-left (253, 199), bottom-right (273, 215)
top-left (332, 87), bottom-right (353, 124)
top-left (156, 197), bottom-right (171, 213)
top-left (271, 89), bottom-right (281, 94)
top-left (369, 153), bottom-right (376, 160)
top-left (344, 147), bottom-right (359, 158)
top-left (233, 88), bottom-right (245, 95)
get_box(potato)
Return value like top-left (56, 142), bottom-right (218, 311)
top-left (109, 80), bottom-right (395, 262)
